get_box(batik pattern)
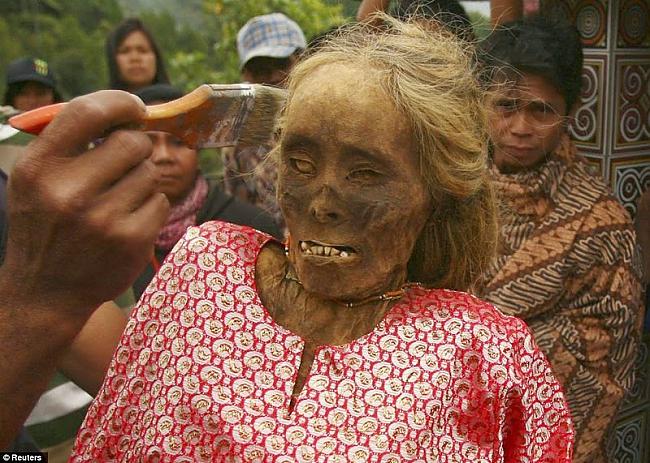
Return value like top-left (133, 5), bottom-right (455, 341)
top-left (478, 135), bottom-right (643, 463)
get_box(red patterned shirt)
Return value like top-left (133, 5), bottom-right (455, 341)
top-left (71, 222), bottom-right (574, 462)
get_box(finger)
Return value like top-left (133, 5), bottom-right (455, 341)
top-left (120, 192), bottom-right (170, 254)
top-left (65, 129), bottom-right (154, 196)
top-left (99, 158), bottom-right (160, 214)
top-left (31, 90), bottom-right (145, 158)
top-left (131, 192), bottom-right (171, 236)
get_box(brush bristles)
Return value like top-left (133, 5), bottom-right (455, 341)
top-left (238, 85), bottom-right (287, 148)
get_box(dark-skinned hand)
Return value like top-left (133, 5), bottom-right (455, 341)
top-left (1, 90), bottom-right (170, 316)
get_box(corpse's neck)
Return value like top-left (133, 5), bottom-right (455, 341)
top-left (255, 241), bottom-right (402, 405)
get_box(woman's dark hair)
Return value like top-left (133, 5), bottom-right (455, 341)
top-left (4, 81), bottom-right (62, 107)
top-left (479, 15), bottom-right (583, 112)
top-left (105, 17), bottom-right (170, 90)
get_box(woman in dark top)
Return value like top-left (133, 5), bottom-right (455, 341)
top-left (131, 84), bottom-right (281, 299)
top-left (105, 18), bottom-right (170, 92)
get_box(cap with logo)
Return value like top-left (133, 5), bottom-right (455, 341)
top-left (237, 13), bottom-right (307, 70)
top-left (6, 57), bottom-right (57, 89)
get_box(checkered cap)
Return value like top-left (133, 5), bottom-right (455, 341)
top-left (237, 13), bottom-right (306, 69)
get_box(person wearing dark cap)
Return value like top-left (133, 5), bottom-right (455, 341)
top-left (130, 84), bottom-right (282, 299)
top-left (1, 57), bottom-right (61, 177)
top-left (4, 57), bottom-right (62, 112)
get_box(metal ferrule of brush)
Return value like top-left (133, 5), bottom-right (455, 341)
top-left (202, 84), bottom-right (256, 148)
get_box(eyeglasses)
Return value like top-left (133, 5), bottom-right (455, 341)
top-left (493, 97), bottom-right (567, 126)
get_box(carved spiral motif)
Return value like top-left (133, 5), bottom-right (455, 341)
top-left (620, 106), bottom-right (643, 142)
top-left (576, 3), bottom-right (605, 45)
top-left (615, 165), bottom-right (650, 217)
top-left (622, 65), bottom-right (644, 99)
top-left (612, 417), bottom-right (642, 463)
top-left (620, 0), bottom-right (649, 46)
top-left (570, 65), bottom-right (599, 143)
top-left (576, 5), bottom-right (602, 43)
top-left (617, 63), bottom-right (650, 145)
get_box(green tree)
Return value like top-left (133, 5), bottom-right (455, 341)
top-left (0, 0), bottom-right (354, 99)
top-left (0, 0), bottom-right (122, 99)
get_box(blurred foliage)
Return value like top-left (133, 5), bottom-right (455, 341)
top-left (0, 0), bottom-right (355, 99)
top-left (0, 0), bottom-right (122, 99)
top-left (1, 1), bottom-right (488, 99)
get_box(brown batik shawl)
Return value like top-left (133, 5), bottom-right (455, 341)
top-left (477, 134), bottom-right (644, 463)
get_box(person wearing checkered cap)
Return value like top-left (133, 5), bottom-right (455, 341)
top-left (237, 13), bottom-right (306, 87)
top-left (220, 13), bottom-right (307, 234)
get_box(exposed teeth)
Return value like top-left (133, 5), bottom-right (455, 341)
top-left (299, 241), bottom-right (352, 258)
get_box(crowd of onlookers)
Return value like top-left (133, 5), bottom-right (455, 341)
top-left (0, 1), bottom-right (647, 462)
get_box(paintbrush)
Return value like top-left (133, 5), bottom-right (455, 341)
top-left (8, 84), bottom-right (286, 149)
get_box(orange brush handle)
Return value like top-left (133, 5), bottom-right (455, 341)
top-left (9, 102), bottom-right (67, 135)
top-left (8, 85), bottom-right (215, 139)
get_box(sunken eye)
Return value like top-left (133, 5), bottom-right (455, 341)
top-left (289, 157), bottom-right (316, 175)
top-left (347, 168), bottom-right (382, 183)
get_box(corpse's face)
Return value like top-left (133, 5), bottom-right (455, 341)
top-left (278, 64), bottom-right (431, 302)
top-left (489, 72), bottom-right (568, 173)
top-left (116, 30), bottom-right (157, 90)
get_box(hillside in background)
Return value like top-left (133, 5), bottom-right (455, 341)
top-left (117, 0), bottom-right (360, 23)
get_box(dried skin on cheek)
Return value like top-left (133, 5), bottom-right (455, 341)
top-left (281, 178), bottom-right (424, 275)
